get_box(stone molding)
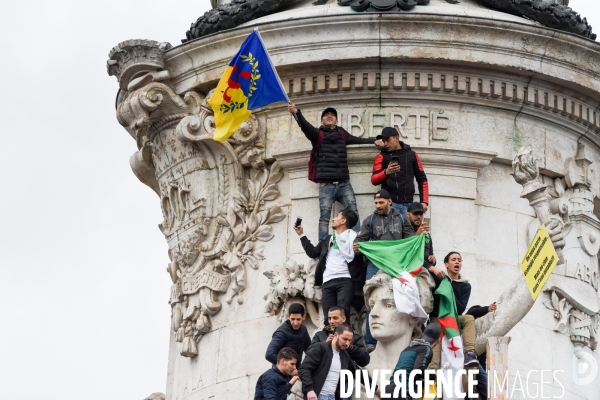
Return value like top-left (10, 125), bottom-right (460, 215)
top-left (166, 14), bottom-right (600, 99)
top-left (284, 70), bottom-right (600, 135)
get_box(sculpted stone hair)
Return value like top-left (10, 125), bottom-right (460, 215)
top-left (340, 209), bottom-right (358, 230)
top-left (328, 305), bottom-right (346, 317)
top-left (363, 271), bottom-right (427, 339)
top-left (444, 251), bottom-right (462, 264)
top-left (288, 303), bottom-right (305, 316)
top-left (277, 347), bottom-right (299, 363)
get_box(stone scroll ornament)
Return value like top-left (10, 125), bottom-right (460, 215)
top-left (108, 40), bottom-right (286, 358)
top-left (183, 0), bottom-right (595, 43)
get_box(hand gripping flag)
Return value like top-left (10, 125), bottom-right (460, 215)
top-left (357, 234), bottom-right (430, 319)
top-left (436, 278), bottom-right (464, 400)
top-left (208, 29), bottom-right (289, 141)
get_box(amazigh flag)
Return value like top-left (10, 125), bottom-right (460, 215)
top-left (208, 29), bottom-right (289, 141)
top-left (436, 278), bottom-right (464, 400)
top-left (357, 234), bottom-right (429, 318)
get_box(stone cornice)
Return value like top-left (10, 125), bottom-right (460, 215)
top-left (166, 13), bottom-right (600, 99)
top-left (274, 145), bottom-right (497, 175)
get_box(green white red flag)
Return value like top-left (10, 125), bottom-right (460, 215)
top-left (357, 234), bottom-right (430, 318)
top-left (436, 278), bottom-right (464, 400)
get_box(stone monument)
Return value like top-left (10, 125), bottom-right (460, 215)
top-left (108, 0), bottom-right (600, 398)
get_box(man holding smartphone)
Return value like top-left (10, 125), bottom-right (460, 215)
top-left (370, 127), bottom-right (429, 215)
top-left (406, 202), bottom-right (445, 279)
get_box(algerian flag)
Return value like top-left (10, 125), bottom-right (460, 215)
top-left (357, 235), bottom-right (429, 318)
top-left (436, 278), bottom-right (464, 400)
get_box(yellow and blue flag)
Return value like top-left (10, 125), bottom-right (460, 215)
top-left (208, 29), bottom-right (289, 141)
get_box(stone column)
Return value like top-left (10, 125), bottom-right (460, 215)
top-left (108, 40), bottom-right (289, 398)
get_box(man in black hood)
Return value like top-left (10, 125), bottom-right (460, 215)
top-left (288, 102), bottom-right (383, 241)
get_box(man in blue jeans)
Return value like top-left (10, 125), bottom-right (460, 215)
top-left (288, 102), bottom-right (383, 241)
top-left (353, 189), bottom-right (414, 352)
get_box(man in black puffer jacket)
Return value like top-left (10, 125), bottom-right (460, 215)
top-left (255, 347), bottom-right (300, 400)
top-left (288, 102), bottom-right (383, 241)
top-left (265, 303), bottom-right (312, 365)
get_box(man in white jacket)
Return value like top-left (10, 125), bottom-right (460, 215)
top-left (295, 209), bottom-right (360, 324)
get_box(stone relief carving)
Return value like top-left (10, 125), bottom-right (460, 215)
top-left (183, 0), bottom-right (594, 42)
top-left (530, 143), bottom-right (600, 357)
top-left (108, 41), bottom-right (286, 358)
top-left (264, 259), bottom-right (323, 329)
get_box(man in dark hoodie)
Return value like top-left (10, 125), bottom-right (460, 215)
top-left (255, 347), bottom-right (300, 400)
top-left (371, 127), bottom-right (429, 215)
top-left (383, 322), bottom-right (441, 399)
top-left (288, 102), bottom-right (383, 241)
top-left (406, 202), bottom-right (445, 279)
top-left (266, 303), bottom-right (312, 366)
top-left (353, 189), bottom-right (414, 351)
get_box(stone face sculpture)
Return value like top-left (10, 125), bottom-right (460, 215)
top-left (362, 271), bottom-right (434, 375)
top-left (183, 0), bottom-right (595, 42)
top-left (107, 40), bottom-right (287, 358)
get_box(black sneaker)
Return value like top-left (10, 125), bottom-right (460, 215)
top-left (366, 345), bottom-right (376, 353)
top-left (464, 351), bottom-right (479, 367)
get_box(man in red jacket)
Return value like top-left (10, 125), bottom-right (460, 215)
top-left (371, 127), bottom-right (429, 214)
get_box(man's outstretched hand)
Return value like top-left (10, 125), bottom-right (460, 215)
top-left (353, 243), bottom-right (361, 254)
top-left (294, 225), bottom-right (304, 236)
top-left (288, 102), bottom-right (298, 114)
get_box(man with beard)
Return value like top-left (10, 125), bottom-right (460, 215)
top-left (299, 325), bottom-right (379, 400)
top-left (353, 189), bottom-right (414, 352)
top-left (405, 202), bottom-right (444, 279)
top-left (311, 306), bottom-right (370, 368)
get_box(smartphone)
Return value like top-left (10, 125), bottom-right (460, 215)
top-left (391, 156), bottom-right (400, 164)
top-left (295, 217), bottom-right (303, 228)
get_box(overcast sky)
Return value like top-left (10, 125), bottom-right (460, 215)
top-left (0, 1), bottom-right (598, 399)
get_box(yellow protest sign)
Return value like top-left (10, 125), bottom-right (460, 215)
top-left (520, 224), bottom-right (559, 300)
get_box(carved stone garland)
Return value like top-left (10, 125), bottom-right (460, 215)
top-left (108, 40), bottom-right (285, 358)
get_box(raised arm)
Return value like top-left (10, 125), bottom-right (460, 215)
top-left (291, 106), bottom-right (320, 142)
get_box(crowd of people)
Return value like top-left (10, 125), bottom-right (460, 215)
top-left (254, 103), bottom-right (496, 400)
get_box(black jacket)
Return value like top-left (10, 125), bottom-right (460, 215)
top-left (371, 142), bottom-right (429, 204)
top-left (298, 341), bottom-right (357, 397)
top-left (254, 366), bottom-right (293, 400)
top-left (311, 329), bottom-right (370, 367)
top-left (430, 275), bottom-right (472, 317)
top-left (296, 109), bottom-right (375, 182)
top-left (265, 320), bottom-right (311, 365)
top-left (355, 208), bottom-right (414, 243)
top-left (300, 234), bottom-right (365, 290)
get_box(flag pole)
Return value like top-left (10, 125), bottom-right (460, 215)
top-left (254, 28), bottom-right (299, 123)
